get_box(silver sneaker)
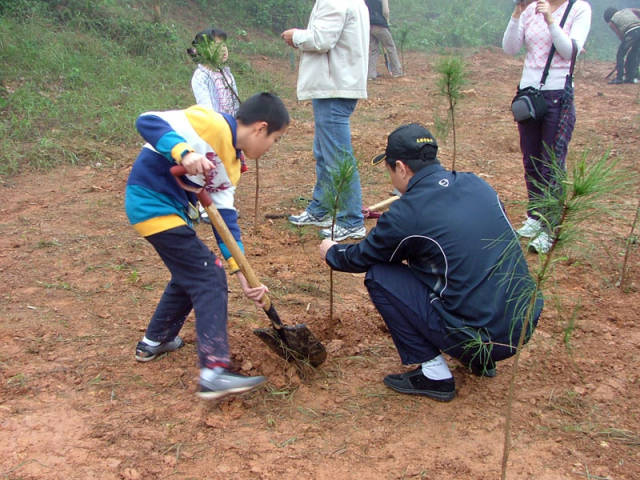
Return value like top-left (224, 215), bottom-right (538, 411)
top-left (288, 210), bottom-right (332, 227)
top-left (197, 367), bottom-right (266, 400)
top-left (320, 224), bottom-right (367, 241)
top-left (135, 336), bottom-right (184, 362)
top-left (517, 217), bottom-right (542, 238)
top-left (528, 231), bottom-right (553, 254)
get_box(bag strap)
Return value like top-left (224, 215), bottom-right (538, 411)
top-left (540, 0), bottom-right (575, 87)
top-left (568, 39), bottom-right (578, 77)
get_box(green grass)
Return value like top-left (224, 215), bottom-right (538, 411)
top-left (0, 0), bottom-right (624, 175)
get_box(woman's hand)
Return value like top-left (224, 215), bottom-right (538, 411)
top-left (536, 0), bottom-right (554, 25)
top-left (236, 271), bottom-right (268, 308)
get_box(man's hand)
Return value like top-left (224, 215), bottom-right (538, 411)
top-left (281, 29), bottom-right (298, 48)
top-left (181, 152), bottom-right (215, 176)
top-left (319, 239), bottom-right (337, 261)
top-left (236, 271), bottom-right (268, 308)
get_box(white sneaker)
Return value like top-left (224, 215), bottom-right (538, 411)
top-left (528, 231), bottom-right (553, 254)
top-left (517, 217), bottom-right (542, 238)
top-left (288, 210), bottom-right (332, 227)
top-left (320, 224), bottom-right (367, 241)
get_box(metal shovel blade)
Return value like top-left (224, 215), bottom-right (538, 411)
top-left (254, 324), bottom-right (327, 367)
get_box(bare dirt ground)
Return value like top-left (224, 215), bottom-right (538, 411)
top-left (1, 49), bottom-right (639, 480)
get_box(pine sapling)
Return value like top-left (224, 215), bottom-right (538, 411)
top-left (618, 194), bottom-right (639, 289)
top-left (499, 149), bottom-right (631, 480)
top-left (435, 56), bottom-right (466, 171)
top-left (320, 153), bottom-right (358, 332)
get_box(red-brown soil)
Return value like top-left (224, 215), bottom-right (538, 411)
top-left (1, 49), bottom-right (639, 479)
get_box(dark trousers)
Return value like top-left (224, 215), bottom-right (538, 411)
top-left (364, 264), bottom-right (526, 369)
top-left (145, 226), bottom-right (229, 368)
top-left (616, 29), bottom-right (640, 82)
top-left (517, 89), bottom-right (575, 221)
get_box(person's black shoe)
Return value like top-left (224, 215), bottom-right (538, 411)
top-left (608, 78), bottom-right (624, 85)
top-left (383, 367), bottom-right (455, 402)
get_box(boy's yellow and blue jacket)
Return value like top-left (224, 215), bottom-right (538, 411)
top-left (125, 106), bottom-right (244, 270)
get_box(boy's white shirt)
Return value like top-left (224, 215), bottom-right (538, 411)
top-left (292, 0), bottom-right (369, 100)
top-left (141, 109), bottom-right (236, 211)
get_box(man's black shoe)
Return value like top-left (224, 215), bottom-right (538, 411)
top-left (383, 367), bottom-right (455, 402)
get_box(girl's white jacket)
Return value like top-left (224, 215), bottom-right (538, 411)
top-left (292, 0), bottom-right (369, 101)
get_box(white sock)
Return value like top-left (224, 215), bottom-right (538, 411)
top-left (142, 336), bottom-right (161, 347)
top-left (421, 355), bottom-right (452, 380)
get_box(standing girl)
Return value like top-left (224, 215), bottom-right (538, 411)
top-left (188, 27), bottom-right (246, 222)
top-left (503, 0), bottom-right (591, 253)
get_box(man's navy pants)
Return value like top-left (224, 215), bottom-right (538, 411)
top-left (364, 263), bottom-right (527, 369)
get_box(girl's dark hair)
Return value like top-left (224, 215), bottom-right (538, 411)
top-left (236, 93), bottom-right (290, 134)
top-left (193, 27), bottom-right (227, 45)
top-left (187, 27), bottom-right (228, 62)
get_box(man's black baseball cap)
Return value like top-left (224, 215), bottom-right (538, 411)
top-left (371, 123), bottom-right (438, 165)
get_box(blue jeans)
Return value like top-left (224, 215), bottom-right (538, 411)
top-left (307, 98), bottom-right (364, 229)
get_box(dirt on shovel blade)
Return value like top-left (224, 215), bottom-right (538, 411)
top-left (254, 324), bottom-right (327, 367)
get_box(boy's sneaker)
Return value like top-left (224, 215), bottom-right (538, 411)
top-left (320, 224), bottom-right (367, 241)
top-left (288, 210), bottom-right (332, 227)
top-left (135, 337), bottom-right (184, 362)
top-left (197, 367), bottom-right (266, 400)
top-left (516, 217), bottom-right (542, 238)
top-left (528, 231), bottom-right (553, 254)
top-left (383, 367), bottom-right (455, 402)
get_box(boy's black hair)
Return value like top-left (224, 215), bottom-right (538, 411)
top-left (236, 93), bottom-right (290, 134)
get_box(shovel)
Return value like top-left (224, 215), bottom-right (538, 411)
top-left (170, 165), bottom-right (327, 367)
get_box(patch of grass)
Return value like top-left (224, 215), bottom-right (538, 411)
top-left (7, 373), bottom-right (27, 387)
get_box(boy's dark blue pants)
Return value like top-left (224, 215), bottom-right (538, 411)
top-left (364, 263), bottom-right (520, 369)
top-left (144, 226), bottom-right (230, 368)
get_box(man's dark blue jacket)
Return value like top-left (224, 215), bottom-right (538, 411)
top-left (326, 163), bottom-right (542, 348)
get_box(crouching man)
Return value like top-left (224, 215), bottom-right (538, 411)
top-left (319, 123), bottom-right (543, 401)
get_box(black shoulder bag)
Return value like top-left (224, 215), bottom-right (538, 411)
top-left (511, 0), bottom-right (575, 123)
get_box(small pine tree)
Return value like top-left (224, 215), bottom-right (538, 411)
top-left (498, 149), bottom-right (632, 480)
top-left (320, 153), bottom-right (358, 330)
top-left (435, 56), bottom-right (466, 171)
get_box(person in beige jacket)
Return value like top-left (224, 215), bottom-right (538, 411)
top-left (282, 0), bottom-right (370, 241)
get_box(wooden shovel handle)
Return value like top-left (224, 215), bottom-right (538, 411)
top-left (170, 165), bottom-right (272, 311)
top-left (366, 195), bottom-right (399, 212)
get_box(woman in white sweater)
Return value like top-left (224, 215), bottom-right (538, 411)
top-left (503, 0), bottom-right (591, 253)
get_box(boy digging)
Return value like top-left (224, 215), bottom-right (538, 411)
top-left (125, 93), bottom-right (289, 400)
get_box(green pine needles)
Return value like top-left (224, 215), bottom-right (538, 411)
top-left (435, 56), bottom-right (467, 171)
top-left (320, 152), bottom-right (358, 328)
top-left (499, 148), bottom-right (633, 480)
